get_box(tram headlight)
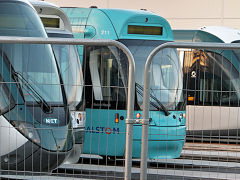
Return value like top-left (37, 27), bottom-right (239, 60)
top-left (12, 121), bottom-right (41, 144)
top-left (179, 113), bottom-right (186, 119)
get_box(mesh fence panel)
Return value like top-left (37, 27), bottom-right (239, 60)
top-left (2, 40), bottom-right (240, 180)
top-left (141, 44), bottom-right (240, 180)
top-left (0, 38), bottom-right (135, 180)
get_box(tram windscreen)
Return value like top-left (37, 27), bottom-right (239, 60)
top-left (183, 49), bottom-right (240, 106)
top-left (85, 46), bottom-right (128, 109)
top-left (51, 43), bottom-right (83, 107)
top-left (47, 33), bottom-right (84, 108)
top-left (119, 39), bottom-right (183, 111)
top-left (0, 55), bottom-right (15, 115)
top-left (0, 2), bottom-right (63, 104)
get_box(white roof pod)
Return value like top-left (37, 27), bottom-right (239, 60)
top-left (29, 0), bottom-right (72, 32)
top-left (200, 26), bottom-right (240, 43)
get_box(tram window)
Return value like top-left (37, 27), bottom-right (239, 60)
top-left (1, 43), bottom-right (63, 104)
top-left (0, 54), bottom-right (15, 115)
top-left (86, 46), bottom-right (128, 109)
top-left (119, 39), bottom-right (184, 111)
top-left (184, 50), bottom-right (240, 106)
top-left (0, 78), bottom-right (15, 115)
top-left (0, 3), bottom-right (45, 37)
top-left (52, 44), bottom-right (83, 106)
top-left (151, 49), bottom-right (182, 109)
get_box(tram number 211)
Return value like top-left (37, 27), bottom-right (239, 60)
top-left (101, 30), bottom-right (110, 35)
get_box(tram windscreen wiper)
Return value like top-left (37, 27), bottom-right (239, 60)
top-left (13, 72), bottom-right (52, 113)
top-left (136, 83), bottom-right (170, 116)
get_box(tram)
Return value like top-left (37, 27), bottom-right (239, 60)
top-left (174, 26), bottom-right (240, 143)
top-left (63, 7), bottom-right (186, 159)
top-left (0, 0), bottom-right (73, 171)
top-left (30, 0), bottom-right (85, 164)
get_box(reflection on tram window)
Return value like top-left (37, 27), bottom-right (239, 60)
top-left (85, 46), bottom-right (128, 109)
top-left (183, 50), bottom-right (240, 106)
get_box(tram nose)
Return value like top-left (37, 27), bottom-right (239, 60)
top-left (51, 125), bottom-right (73, 151)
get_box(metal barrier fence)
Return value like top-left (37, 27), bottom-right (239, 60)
top-left (140, 42), bottom-right (240, 180)
top-left (0, 37), bottom-right (136, 180)
top-left (3, 38), bottom-right (240, 180)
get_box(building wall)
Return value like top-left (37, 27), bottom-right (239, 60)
top-left (47, 0), bottom-right (240, 30)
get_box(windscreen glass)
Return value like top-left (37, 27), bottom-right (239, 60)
top-left (0, 54), bottom-right (15, 115)
top-left (85, 46), bottom-right (128, 109)
top-left (0, 2), bottom-right (63, 104)
top-left (183, 49), bottom-right (240, 106)
top-left (52, 44), bottom-right (83, 107)
top-left (0, 2), bottom-right (45, 37)
top-left (119, 39), bottom-right (183, 111)
top-left (48, 33), bottom-right (84, 108)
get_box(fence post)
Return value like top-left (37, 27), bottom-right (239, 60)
top-left (140, 58), bottom-right (151, 180)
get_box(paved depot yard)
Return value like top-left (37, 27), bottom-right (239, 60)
top-left (2, 143), bottom-right (240, 179)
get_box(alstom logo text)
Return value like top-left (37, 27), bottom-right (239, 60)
top-left (86, 126), bottom-right (120, 135)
